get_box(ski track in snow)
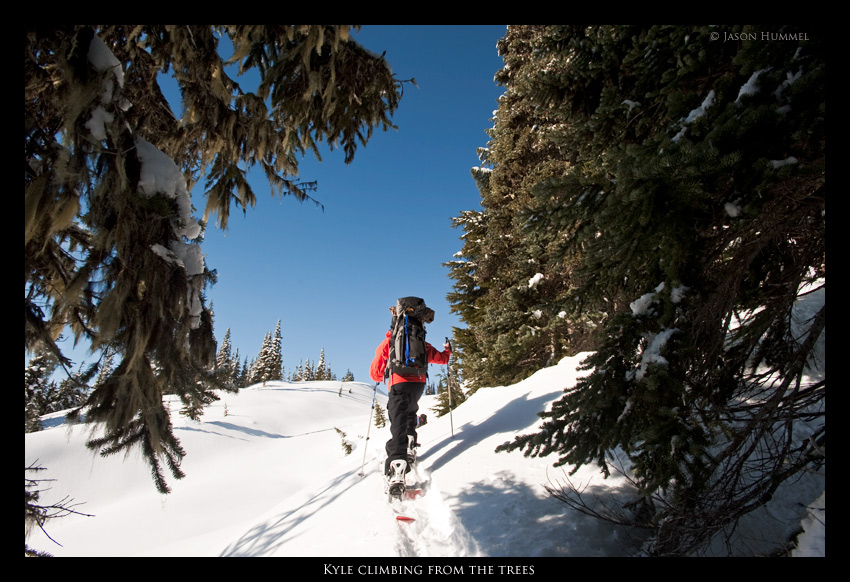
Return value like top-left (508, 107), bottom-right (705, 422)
top-left (389, 462), bottom-right (481, 558)
top-left (218, 437), bottom-right (481, 558)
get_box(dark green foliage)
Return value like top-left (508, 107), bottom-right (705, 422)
top-left (373, 403), bottom-right (387, 428)
top-left (316, 347), bottom-right (332, 380)
top-left (431, 357), bottom-right (466, 417)
top-left (25, 350), bottom-right (59, 432)
top-left (455, 25), bottom-right (824, 555)
top-left (25, 26), bottom-right (405, 493)
top-left (25, 349), bottom-right (89, 432)
top-left (215, 328), bottom-right (240, 390)
top-left (249, 320), bottom-right (284, 385)
top-left (334, 427), bottom-right (353, 455)
top-left (432, 379), bottom-right (467, 419)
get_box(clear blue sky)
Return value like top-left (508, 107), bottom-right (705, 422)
top-left (198, 25), bottom-right (508, 384)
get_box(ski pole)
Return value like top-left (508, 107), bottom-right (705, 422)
top-left (358, 381), bottom-right (380, 477)
top-left (446, 337), bottom-right (454, 439)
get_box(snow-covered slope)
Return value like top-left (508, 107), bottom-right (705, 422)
top-left (25, 350), bottom-right (824, 558)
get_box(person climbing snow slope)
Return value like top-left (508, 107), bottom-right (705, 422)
top-left (369, 297), bottom-right (450, 489)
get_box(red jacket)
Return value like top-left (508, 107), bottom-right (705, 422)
top-left (370, 331), bottom-right (451, 385)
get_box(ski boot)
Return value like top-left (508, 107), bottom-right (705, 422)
top-left (386, 459), bottom-right (407, 502)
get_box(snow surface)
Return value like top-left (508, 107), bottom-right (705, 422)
top-left (26, 291), bottom-right (824, 559)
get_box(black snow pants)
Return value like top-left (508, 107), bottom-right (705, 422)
top-left (384, 381), bottom-right (425, 475)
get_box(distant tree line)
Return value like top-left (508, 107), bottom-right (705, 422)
top-left (25, 348), bottom-right (89, 433)
top-left (26, 311), bottom-right (352, 433)
top-left (214, 319), bottom-right (350, 389)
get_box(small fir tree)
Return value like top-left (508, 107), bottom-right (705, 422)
top-left (216, 328), bottom-right (233, 371)
top-left (334, 427), bottom-right (353, 455)
top-left (252, 333), bottom-right (272, 385)
top-left (25, 349), bottom-right (56, 432)
top-left (431, 363), bottom-right (466, 418)
top-left (215, 328), bottom-right (240, 392)
top-left (373, 403), bottom-right (387, 428)
top-left (268, 320), bottom-right (283, 382)
top-left (230, 348), bottom-right (242, 389)
top-left (25, 349), bottom-right (89, 432)
top-left (316, 347), bottom-right (328, 380)
top-left (291, 361), bottom-right (303, 382)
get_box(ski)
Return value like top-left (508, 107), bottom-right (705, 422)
top-left (391, 491), bottom-right (421, 523)
top-left (390, 486), bottom-right (423, 523)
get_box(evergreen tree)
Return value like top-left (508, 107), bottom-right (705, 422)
top-left (373, 402), bottom-right (387, 428)
top-left (92, 348), bottom-right (116, 388)
top-left (268, 320), bottom-right (284, 382)
top-left (238, 356), bottom-right (249, 388)
top-left (334, 427), bottom-right (353, 455)
top-left (252, 332), bottom-right (272, 385)
top-left (25, 349), bottom-right (57, 432)
top-left (245, 357), bottom-right (257, 385)
top-left (341, 369), bottom-right (354, 382)
top-left (179, 385), bottom-right (218, 421)
top-left (291, 361), bottom-right (303, 382)
top-left (316, 347), bottom-right (327, 380)
top-left (485, 25), bottom-right (825, 555)
top-left (25, 26), bottom-right (406, 493)
top-left (431, 360), bottom-right (466, 418)
top-left (248, 323), bottom-right (284, 385)
top-left (216, 328), bottom-right (233, 371)
top-left (26, 349), bottom-right (89, 432)
top-left (446, 36), bottom-right (582, 389)
top-left (215, 328), bottom-right (240, 391)
top-left (53, 375), bottom-right (89, 414)
top-left (231, 347), bottom-right (242, 388)
top-left (445, 208), bottom-right (496, 389)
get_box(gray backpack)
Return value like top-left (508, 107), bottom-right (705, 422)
top-left (387, 297), bottom-right (434, 378)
